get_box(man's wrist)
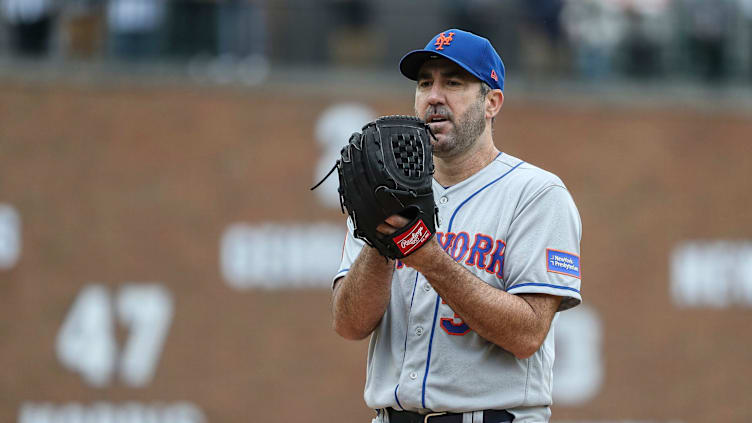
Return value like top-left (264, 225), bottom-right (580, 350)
top-left (401, 238), bottom-right (448, 275)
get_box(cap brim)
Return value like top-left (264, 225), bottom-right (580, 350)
top-left (399, 49), bottom-right (486, 87)
top-left (399, 50), bottom-right (442, 80)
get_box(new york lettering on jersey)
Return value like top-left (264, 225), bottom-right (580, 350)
top-left (396, 231), bottom-right (506, 279)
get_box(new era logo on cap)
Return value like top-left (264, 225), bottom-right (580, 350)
top-left (399, 28), bottom-right (506, 92)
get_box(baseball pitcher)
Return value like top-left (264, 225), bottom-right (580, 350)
top-left (328, 29), bottom-right (582, 423)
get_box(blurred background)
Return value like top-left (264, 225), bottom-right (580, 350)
top-left (1, 1), bottom-right (751, 423)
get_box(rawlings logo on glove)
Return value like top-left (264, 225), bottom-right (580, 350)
top-left (394, 220), bottom-right (431, 255)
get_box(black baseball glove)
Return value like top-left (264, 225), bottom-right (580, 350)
top-left (313, 115), bottom-right (438, 259)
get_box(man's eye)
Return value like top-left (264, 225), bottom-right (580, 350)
top-left (447, 80), bottom-right (461, 86)
top-left (418, 81), bottom-right (432, 88)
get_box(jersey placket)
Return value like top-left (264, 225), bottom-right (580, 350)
top-left (395, 187), bottom-right (455, 411)
top-left (396, 269), bottom-right (440, 410)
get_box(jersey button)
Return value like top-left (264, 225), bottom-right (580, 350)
top-left (439, 196), bottom-right (448, 204)
top-left (415, 326), bottom-right (424, 336)
top-left (423, 283), bottom-right (431, 292)
top-left (409, 372), bottom-right (418, 380)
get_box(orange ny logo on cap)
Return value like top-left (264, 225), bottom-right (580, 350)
top-left (434, 32), bottom-right (455, 50)
top-left (490, 69), bottom-right (498, 82)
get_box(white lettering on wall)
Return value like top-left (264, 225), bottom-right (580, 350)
top-left (56, 284), bottom-right (173, 387)
top-left (0, 204), bottom-right (21, 270)
top-left (553, 304), bottom-right (604, 405)
top-left (18, 401), bottom-right (206, 423)
top-left (220, 223), bottom-right (345, 289)
top-left (671, 240), bottom-right (752, 308)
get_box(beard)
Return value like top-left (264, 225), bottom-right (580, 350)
top-left (419, 97), bottom-right (486, 159)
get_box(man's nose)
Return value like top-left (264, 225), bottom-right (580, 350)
top-left (425, 83), bottom-right (445, 105)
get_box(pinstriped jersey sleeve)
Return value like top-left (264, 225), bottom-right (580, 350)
top-left (503, 184), bottom-right (582, 311)
top-left (332, 217), bottom-right (365, 288)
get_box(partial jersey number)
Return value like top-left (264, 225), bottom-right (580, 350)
top-left (439, 299), bottom-right (470, 336)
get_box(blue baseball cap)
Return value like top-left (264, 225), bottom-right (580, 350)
top-left (399, 29), bottom-right (505, 91)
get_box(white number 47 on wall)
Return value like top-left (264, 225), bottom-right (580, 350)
top-left (56, 284), bottom-right (173, 388)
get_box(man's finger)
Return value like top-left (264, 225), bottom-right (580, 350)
top-left (385, 214), bottom-right (410, 228)
top-left (376, 222), bottom-right (397, 235)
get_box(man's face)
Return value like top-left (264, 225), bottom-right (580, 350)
top-left (414, 58), bottom-right (487, 159)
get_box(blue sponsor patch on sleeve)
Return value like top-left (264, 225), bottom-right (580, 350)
top-left (546, 249), bottom-right (581, 279)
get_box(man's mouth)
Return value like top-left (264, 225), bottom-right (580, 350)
top-left (426, 115), bottom-right (451, 133)
top-left (428, 122), bottom-right (449, 135)
top-left (427, 114), bottom-right (449, 124)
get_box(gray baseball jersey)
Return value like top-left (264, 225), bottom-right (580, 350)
top-left (334, 152), bottom-right (582, 423)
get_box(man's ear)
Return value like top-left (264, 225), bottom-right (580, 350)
top-left (486, 90), bottom-right (504, 119)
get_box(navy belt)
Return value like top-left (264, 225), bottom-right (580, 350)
top-left (387, 408), bottom-right (514, 423)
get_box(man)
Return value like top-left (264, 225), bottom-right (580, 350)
top-left (331, 29), bottom-right (582, 423)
